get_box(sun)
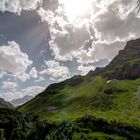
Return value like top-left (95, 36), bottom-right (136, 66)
top-left (60, 0), bottom-right (92, 21)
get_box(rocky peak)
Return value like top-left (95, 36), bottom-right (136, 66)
top-left (87, 38), bottom-right (140, 80)
top-left (119, 38), bottom-right (140, 56)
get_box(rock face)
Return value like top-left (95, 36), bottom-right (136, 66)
top-left (0, 98), bottom-right (13, 109)
top-left (88, 38), bottom-right (140, 80)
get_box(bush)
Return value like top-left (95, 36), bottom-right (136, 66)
top-left (27, 118), bottom-right (53, 140)
top-left (51, 120), bottom-right (74, 140)
top-left (90, 92), bottom-right (114, 110)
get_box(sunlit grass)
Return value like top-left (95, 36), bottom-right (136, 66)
top-left (18, 77), bottom-right (140, 127)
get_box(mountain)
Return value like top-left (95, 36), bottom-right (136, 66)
top-left (11, 95), bottom-right (33, 107)
top-left (18, 38), bottom-right (140, 119)
top-left (0, 98), bottom-right (13, 109)
top-left (16, 38), bottom-right (140, 139)
top-left (87, 38), bottom-right (140, 80)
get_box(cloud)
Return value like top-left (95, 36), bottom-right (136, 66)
top-left (0, 86), bottom-right (45, 101)
top-left (50, 22), bottom-right (91, 60)
top-left (35, 76), bottom-right (45, 82)
top-left (0, 0), bottom-right (42, 14)
top-left (78, 64), bottom-right (95, 75)
top-left (2, 81), bottom-right (17, 89)
top-left (74, 0), bottom-right (140, 65)
top-left (17, 73), bottom-right (30, 82)
top-left (42, 0), bottom-right (58, 11)
top-left (0, 41), bottom-right (32, 81)
top-left (92, 0), bottom-right (140, 42)
top-left (38, 0), bottom-right (140, 66)
top-left (40, 60), bottom-right (70, 81)
top-left (0, 0), bottom-right (138, 86)
top-left (30, 67), bottom-right (38, 78)
top-left (37, 7), bottom-right (55, 25)
top-left (75, 40), bottom-right (126, 64)
top-left (38, 7), bottom-right (91, 61)
top-left (0, 71), bottom-right (5, 79)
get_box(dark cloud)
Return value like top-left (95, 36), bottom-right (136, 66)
top-left (42, 0), bottom-right (59, 11)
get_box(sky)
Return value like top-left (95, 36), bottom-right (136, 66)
top-left (0, 0), bottom-right (140, 101)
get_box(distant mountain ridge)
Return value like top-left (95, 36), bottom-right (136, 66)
top-left (0, 98), bottom-right (13, 109)
top-left (11, 95), bottom-right (33, 107)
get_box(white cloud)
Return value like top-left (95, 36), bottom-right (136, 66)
top-left (74, 0), bottom-right (140, 65)
top-left (78, 64), bottom-right (95, 76)
top-left (30, 67), bottom-right (38, 78)
top-left (40, 60), bottom-right (71, 81)
top-left (38, 0), bottom-right (140, 65)
top-left (0, 41), bottom-right (32, 81)
top-left (2, 81), bottom-right (17, 89)
top-left (92, 0), bottom-right (140, 42)
top-left (37, 7), bottom-right (55, 25)
top-left (35, 76), bottom-right (45, 82)
top-left (38, 7), bottom-right (91, 61)
top-left (0, 71), bottom-right (5, 79)
top-left (0, 0), bottom-right (42, 14)
top-left (0, 86), bottom-right (45, 101)
top-left (49, 22), bottom-right (90, 61)
top-left (75, 40), bottom-right (126, 64)
top-left (18, 73), bottom-right (30, 82)
top-left (1, 0), bottom-right (136, 81)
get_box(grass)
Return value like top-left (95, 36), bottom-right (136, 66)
top-left (18, 76), bottom-right (140, 127)
top-left (73, 132), bottom-right (127, 140)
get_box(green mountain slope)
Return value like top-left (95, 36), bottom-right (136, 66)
top-left (18, 77), bottom-right (140, 126)
top-left (18, 38), bottom-right (140, 128)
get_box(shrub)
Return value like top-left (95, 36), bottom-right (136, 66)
top-left (51, 120), bottom-right (74, 140)
top-left (90, 92), bottom-right (114, 110)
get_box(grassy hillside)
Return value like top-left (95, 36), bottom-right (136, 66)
top-left (18, 76), bottom-right (140, 127)
top-left (17, 38), bottom-right (140, 139)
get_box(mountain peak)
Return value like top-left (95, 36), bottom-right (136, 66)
top-left (88, 38), bottom-right (140, 80)
top-left (119, 38), bottom-right (140, 57)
